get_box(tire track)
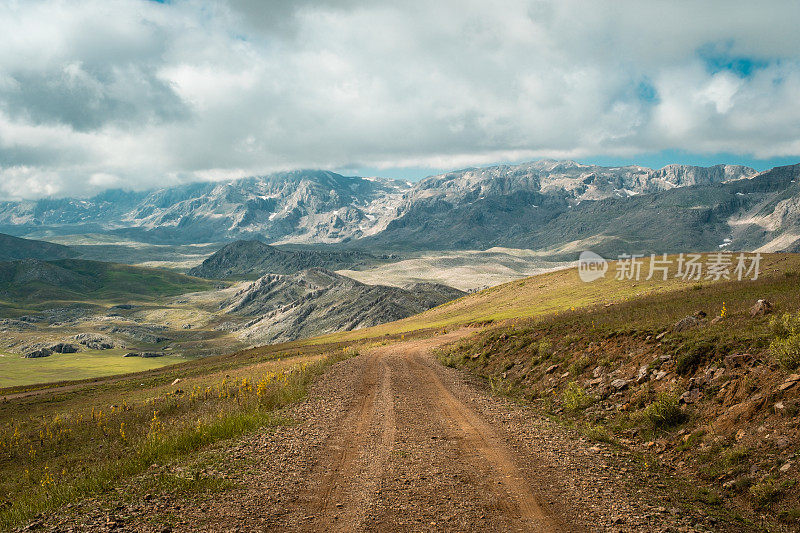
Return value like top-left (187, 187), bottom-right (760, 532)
top-left (403, 350), bottom-right (561, 532)
top-left (306, 352), bottom-right (396, 531)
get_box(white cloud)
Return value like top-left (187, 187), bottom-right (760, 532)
top-left (1, 0), bottom-right (800, 199)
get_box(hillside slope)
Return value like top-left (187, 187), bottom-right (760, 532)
top-left (0, 258), bottom-right (215, 306)
top-left (435, 254), bottom-right (800, 527)
top-left (317, 252), bottom-right (800, 342)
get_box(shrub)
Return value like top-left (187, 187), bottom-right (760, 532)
top-left (770, 312), bottom-right (800, 370)
top-left (562, 381), bottom-right (595, 412)
top-left (435, 348), bottom-right (464, 368)
top-left (695, 487), bottom-right (722, 505)
top-left (642, 392), bottom-right (684, 428)
top-left (675, 340), bottom-right (715, 375)
top-left (568, 355), bottom-right (591, 376)
top-left (771, 337), bottom-right (800, 370)
top-left (583, 423), bottom-right (614, 443)
top-left (537, 339), bottom-right (553, 359)
top-left (770, 313), bottom-right (800, 337)
top-left (723, 446), bottom-right (751, 468)
top-left (750, 477), bottom-right (796, 509)
top-left (629, 382), bottom-right (654, 409)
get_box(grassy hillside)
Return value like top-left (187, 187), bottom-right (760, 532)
top-left (0, 259), bottom-right (216, 313)
top-left (0, 339), bottom-right (359, 529)
top-left (433, 256), bottom-right (800, 527)
top-left (0, 233), bottom-right (75, 261)
top-left (316, 253), bottom-right (800, 342)
top-left (187, 240), bottom-right (384, 280)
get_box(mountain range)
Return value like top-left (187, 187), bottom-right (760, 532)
top-left (3, 160), bottom-right (800, 256)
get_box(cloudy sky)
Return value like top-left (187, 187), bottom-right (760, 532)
top-left (1, 0), bottom-right (800, 199)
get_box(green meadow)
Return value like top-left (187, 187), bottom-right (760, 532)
top-left (0, 350), bottom-right (187, 389)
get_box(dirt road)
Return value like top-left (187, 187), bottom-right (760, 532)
top-left (300, 336), bottom-right (562, 532)
top-left (48, 333), bottom-right (716, 532)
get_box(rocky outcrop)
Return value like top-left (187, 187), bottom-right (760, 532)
top-left (20, 342), bottom-right (79, 358)
top-left (23, 348), bottom-right (52, 358)
top-left (123, 352), bottom-right (164, 358)
top-left (673, 316), bottom-right (704, 332)
top-left (49, 343), bottom-right (78, 353)
top-left (225, 269), bottom-right (464, 343)
top-left (105, 325), bottom-right (169, 344)
top-left (73, 333), bottom-right (115, 350)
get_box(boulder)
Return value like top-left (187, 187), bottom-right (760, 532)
top-left (545, 364), bottom-right (559, 374)
top-left (723, 353), bottom-right (752, 368)
top-left (778, 374), bottom-right (800, 391)
top-left (610, 378), bottom-right (629, 391)
top-left (679, 388), bottom-right (701, 404)
top-left (673, 316), bottom-right (703, 332)
top-left (749, 299), bottom-right (773, 317)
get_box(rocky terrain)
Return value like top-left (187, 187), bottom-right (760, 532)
top-left (224, 268), bottom-right (465, 343)
top-left (187, 240), bottom-right (385, 280)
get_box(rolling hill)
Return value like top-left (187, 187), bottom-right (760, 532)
top-left (0, 258), bottom-right (216, 307)
top-left (187, 240), bottom-right (386, 280)
top-left (0, 233), bottom-right (76, 261)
